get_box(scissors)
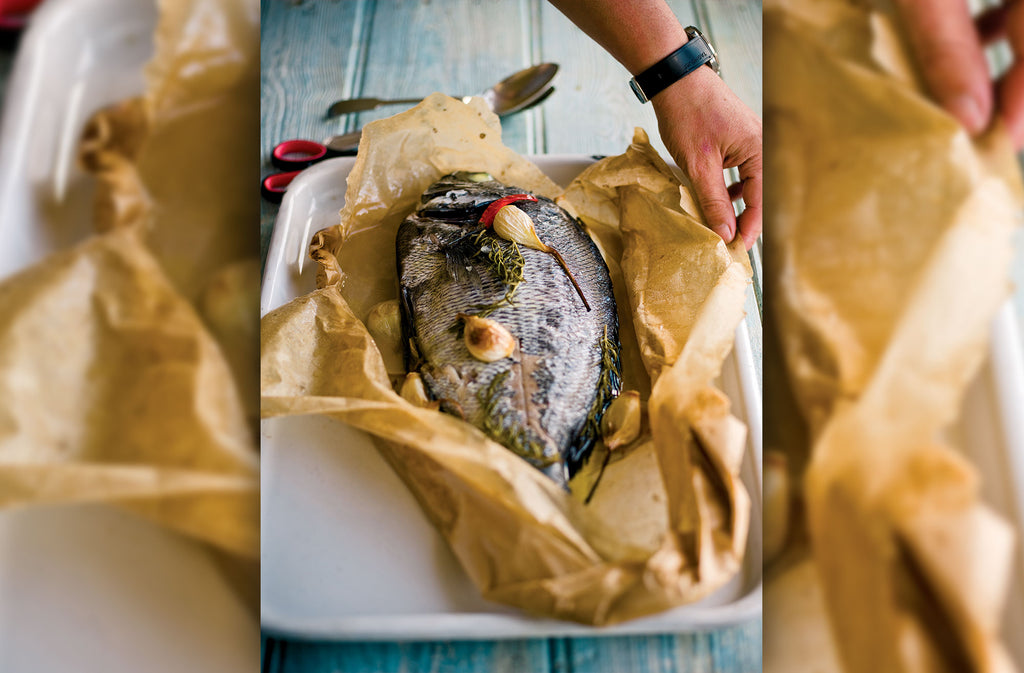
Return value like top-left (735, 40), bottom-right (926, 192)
top-left (261, 133), bottom-right (359, 203)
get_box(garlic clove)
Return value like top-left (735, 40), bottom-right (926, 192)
top-left (366, 299), bottom-right (401, 343)
top-left (459, 313), bottom-right (516, 362)
top-left (601, 390), bottom-right (641, 450)
top-left (492, 205), bottom-right (550, 252)
top-left (492, 205), bottom-right (591, 312)
top-left (400, 372), bottom-right (435, 408)
top-left (763, 450), bottom-right (790, 564)
top-left (366, 299), bottom-right (404, 374)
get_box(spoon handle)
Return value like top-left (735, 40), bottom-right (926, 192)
top-left (323, 130), bottom-right (363, 154)
top-left (326, 97), bottom-right (430, 117)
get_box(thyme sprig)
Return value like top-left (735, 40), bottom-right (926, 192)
top-left (473, 228), bottom-right (524, 306)
top-left (447, 230), bottom-right (525, 332)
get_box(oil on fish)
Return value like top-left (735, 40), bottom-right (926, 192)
top-left (396, 172), bottom-right (621, 485)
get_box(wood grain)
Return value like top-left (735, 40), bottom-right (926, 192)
top-left (262, 620), bottom-right (762, 673)
top-left (697, 0), bottom-right (761, 117)
top-left (259, 2), bottom-right (764, 671)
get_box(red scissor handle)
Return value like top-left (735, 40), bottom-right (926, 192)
top-left (261, 171), bottom-right (301, 204)
top-left (0, 0), bottom-right (41, 28)
top-left (271, 139), bottom-right (328, 171)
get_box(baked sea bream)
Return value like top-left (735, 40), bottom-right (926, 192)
top-left (397, 173), bottom-right (621, 485)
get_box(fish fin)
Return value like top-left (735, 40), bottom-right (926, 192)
top-left (399, 285), bottom-right (422, 372)
top-left (564, 431), bottom-right (597, 478)
top-left (441, 236), bottom-right (477, 282)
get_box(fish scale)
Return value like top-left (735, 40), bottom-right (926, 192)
top-left (396, 174), bottom-right (620, 485)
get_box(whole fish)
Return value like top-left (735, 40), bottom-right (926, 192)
top-left (396, 172), bottom-right (621, 485)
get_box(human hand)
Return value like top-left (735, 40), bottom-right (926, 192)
top-left (896, 0), bottom-right (1024, 147)
top-left (651, 66), bottom-right (763, 250)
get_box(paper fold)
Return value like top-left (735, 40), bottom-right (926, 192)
top-left (765, 0), bottom-right (1022, 669)
top-left (0, 0), bottom-right (260, 563)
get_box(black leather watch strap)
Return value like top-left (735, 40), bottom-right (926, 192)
top-left (629, 26), bottom-right (720, 103)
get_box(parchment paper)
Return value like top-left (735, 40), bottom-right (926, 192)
top-left (261, 95), bottom-right (754, 625)
top-left (765, 0), bottom-right (1022, 669)
top-left (0, 0), bottom-right (260, 563)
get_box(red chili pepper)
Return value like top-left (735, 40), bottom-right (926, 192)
top-left (479, 194), bottom-right (538, 226)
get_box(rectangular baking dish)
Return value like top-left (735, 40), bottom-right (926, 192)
top-left (259, 155), bottom-right (764, 639)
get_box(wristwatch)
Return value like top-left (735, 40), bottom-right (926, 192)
top-left (628, 26), bottom-right (720, 104)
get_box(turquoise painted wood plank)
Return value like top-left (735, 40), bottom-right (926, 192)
top-left (270, 638), bottom-right (554, 673)
top-left (708, 622), bottom-right (763, 672)
top-left (260, 0), bottom-right (363, 267)
top-left (264, 628), bottom-right (762, 673)
top-left (262, 627), bottom-right (764, 673)
top-left (696, 0), bottom-right (762, 117)
top-left (535, 0), bottom-right (683, 158)
top-left (260, 0), bottom-right (362, 156)
top-left (559, 622), bottom-right (761, 673)
top-left (349, 0), bottom-right (538, 155)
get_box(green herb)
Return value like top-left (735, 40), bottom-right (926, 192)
top-left (582, 327), bottom-right (623, 459)
top-left (473, 229), bottom-right (524, 305)
top-left (448, 230), bottom-right (526, 333)
top-left (578, 328), bottom-right (623, 503)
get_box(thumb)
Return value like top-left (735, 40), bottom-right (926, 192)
top-left (895, 0), bottom-right (992, 133)
top-left (689, 159), bottom-right (736, 243)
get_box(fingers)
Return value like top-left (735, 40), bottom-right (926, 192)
top-left (689, 159), bottom-right (737, 244)
top-left (650, 71), bottom-right (761, 248)
top-left (998, 0), bottom-right (1024, 146)
top-left (896, 0), bottom-right (993, 134)
top-left (735, 156), bottom-right (762, 251)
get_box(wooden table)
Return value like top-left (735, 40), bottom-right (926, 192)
top-left (260, 1), bottom-right (762, 672)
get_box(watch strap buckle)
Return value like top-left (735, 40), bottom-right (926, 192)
top-left (628, 77), bottom-right (649, 104)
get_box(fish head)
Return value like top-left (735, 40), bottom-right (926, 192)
top-left (418, 173), bottom-right (525, 226)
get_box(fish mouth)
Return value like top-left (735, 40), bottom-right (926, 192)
top-left (416, 173), bottom-right (528, 225)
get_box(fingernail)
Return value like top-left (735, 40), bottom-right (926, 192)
top-left (712, 222), bottom-right (734, 242)
top-left (947, 94), bottom-right (987, 134)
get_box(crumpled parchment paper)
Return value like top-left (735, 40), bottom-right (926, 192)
top-left (0, 0), bottom-right (260, 566)
top-left (261, 93), bottom-right (755, 625)
top-left (765, 0), bottom-right (1022, 670)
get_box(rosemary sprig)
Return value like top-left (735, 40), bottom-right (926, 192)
top-left (473, 229), bottom-right (524, 306)
top-left (578, 326), bottom-right (623, 453)
top-left (447, 230), bottom-right (525, 333)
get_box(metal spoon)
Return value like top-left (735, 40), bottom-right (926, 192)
top-left (322, 84), bottom-right (556, 155)
top-left (326, 62), bottom-right (558, 118)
